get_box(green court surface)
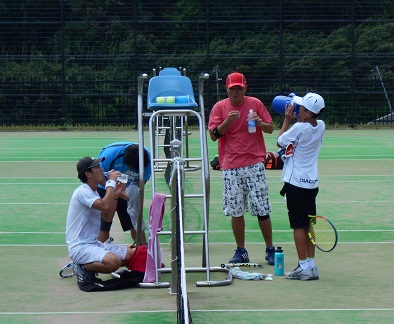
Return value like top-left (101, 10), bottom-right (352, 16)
top-left (1, 129), bottom-right (393, 323)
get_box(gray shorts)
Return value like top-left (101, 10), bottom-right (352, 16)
top-left (222, 162), bottom-right (272, 217)
top-left (69, 241), bottom-right (127, 265)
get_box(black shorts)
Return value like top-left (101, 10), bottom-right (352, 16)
top-left (281, 182), bottom-right (318, 229)
top-left (97, 187), bottom-right (133, 232)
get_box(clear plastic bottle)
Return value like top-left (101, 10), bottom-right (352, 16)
top-left (247, 109), bottom-right (256, 133)
top-left (103, 171), bottom-right (128, 183)
top-left (274, 246), bottom-right (284, 276)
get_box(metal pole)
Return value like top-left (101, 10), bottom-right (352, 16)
top-left (136, 73), bottom-right (148, 246)
top-left (60, 0), bottom-right (66, 127)
top-left (170, 139), bottom-right (182, 294)
top-left (133, 0), bottom-right (138, 129)
top-left (213, 66), bottom-right (221, 102)
top-left (375, 65), bottom-right (393, 114)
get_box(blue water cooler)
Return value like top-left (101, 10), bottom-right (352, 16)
top-left (272, 93), bottom-right (300, 116)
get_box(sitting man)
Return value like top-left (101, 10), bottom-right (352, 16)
top-left (65, 156), bottom-right (135, 290)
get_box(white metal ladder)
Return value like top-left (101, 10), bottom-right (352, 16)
top-left (136, 68), bottom-right (232, 290)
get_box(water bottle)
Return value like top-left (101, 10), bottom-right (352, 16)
top-left (247, 109), bottom-right (256, 133)
top-left (272, 93), bottom-right (300, 116)
top-left (103, 171), bottom-right (128, 184)
top-left (116, 173), bottom-right (128, 184)
top-left (274, 246), bottom-right (284, 276)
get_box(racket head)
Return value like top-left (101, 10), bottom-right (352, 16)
top-left (59, 237), bottom-right (113, 278)
top-left (308, 215), bottom-right (338, 252)
top-left (59, 262), bottom-right (75, 278)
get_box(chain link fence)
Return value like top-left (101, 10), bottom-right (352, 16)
top-left (0, 0), bottom-right (393, 127)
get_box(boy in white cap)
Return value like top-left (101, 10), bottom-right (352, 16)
top-left (277, 92), bottom-right (326, 280)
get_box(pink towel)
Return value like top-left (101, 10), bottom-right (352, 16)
top-left (143, 193), bottom-right (166, 283)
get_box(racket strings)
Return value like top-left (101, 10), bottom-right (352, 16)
top-left (59, 263), bottom-right (75, 278)
top-left (310, 218), bottom-right (337, 251)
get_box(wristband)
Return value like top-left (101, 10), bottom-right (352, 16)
top-left (212, 127), bottom-right (223, 139)
top-left (105, 180), bottom-right (116, 189)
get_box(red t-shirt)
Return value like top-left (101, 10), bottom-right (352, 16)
top-left (208, 96), bottom-right (272, 170)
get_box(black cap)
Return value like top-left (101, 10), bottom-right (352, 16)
top-left (77, 156), bottom-right (105, 180)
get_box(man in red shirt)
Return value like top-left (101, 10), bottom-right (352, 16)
top-left (208, 72), bottom-right (276, 265)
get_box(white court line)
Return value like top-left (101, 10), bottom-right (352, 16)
top-left (1, 200), bottom-right (393, 205)
top-left (0, 160), bottom-right (81, 162)
top-left (207, 229), bottom-right (394, 233)
top-left (1, 308), bottom-right (394, 316)
top-left (0, 146), bottom-right (106, 150)
top-left (1, 156), bottom-right (394, 162)
top-left (1, 242), bottom-right (394, 248)
top-left (207, 200), bottom-right (394, 204)
top-left (0, 202), bottom-right (69, 205)
top-left (192, 308), bottom-right (394, 312)
top-left (1, 179), bottom-right (394, 185)
top-left (1, 228), bottom-right (394, 235)
top-left (2, 174), bottom-right (394, 178)
top-left (0, 182), bottom-right (78, 184)
top-left (0, 232), bottom-right (67, 234)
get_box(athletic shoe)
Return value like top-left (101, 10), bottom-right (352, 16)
top-left (311, 266), bottom-right (319, 280)
top-left (74, 264), bottom-right (102, 287)
top-left (229, 247), bottom-right (250, 263)
top-left (285, 266), bottom-right (313, 281)
top-left (265, 246), bottom-right (275, 265)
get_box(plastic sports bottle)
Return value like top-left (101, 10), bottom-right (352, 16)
top-left (274, 246), bottom-right (284, 276)
top-left (103, 171), bottom-right (128, 183)
top-left (247, 109), bottom-right (256, 133)
top-left (272, 93), bottom-right (300, 116)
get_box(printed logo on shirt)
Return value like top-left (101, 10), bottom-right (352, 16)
top-left (300, 178), bottom-right (318, 184)
top-left (125, 170), bottom-right (139, 183)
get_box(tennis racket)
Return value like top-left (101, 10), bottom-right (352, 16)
top-left (59, 260), bottom-right (75, 278)
top-left (59, 237), bottom-right (114, 278)
top-left (308, 215), bottom-right (338, 252)
top-left (221, 263), bottom-right (263, 269)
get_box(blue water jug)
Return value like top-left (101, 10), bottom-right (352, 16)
top-left (272, 93), bottom-right (300, 116)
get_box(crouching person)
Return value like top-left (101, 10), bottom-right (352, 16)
top-left (66, 156), bottom-right (135, 291)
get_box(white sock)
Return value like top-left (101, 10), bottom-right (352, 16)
top-left (299, 260), bottom-right (308, 270)
top-left (307, 258), bottom-right (315, 268)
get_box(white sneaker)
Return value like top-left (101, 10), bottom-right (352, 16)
top-left (311, 266), bottom-right (319, 280)
top-left (285, 266), bottom-right (313, 281)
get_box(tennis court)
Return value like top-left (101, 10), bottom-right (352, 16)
top-left (1, 129), bottom-right (393, 323)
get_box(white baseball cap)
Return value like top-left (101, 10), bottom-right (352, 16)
top-left (293, 93), bottom-right (325, 114)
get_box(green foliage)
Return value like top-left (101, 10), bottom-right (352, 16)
top-left (1, 1), bottom-right (394, 126)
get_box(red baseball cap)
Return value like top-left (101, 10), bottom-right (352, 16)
top-left (226, 72), bottom-right (247, 89)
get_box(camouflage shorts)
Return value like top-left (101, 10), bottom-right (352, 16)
top-left (222, 162), bottom-right (272, 217)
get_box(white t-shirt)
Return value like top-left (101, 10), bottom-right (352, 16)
top-left (65, 183), bottom-right (101, 255)
top-left (277, 120), bottom-right (325, 189)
